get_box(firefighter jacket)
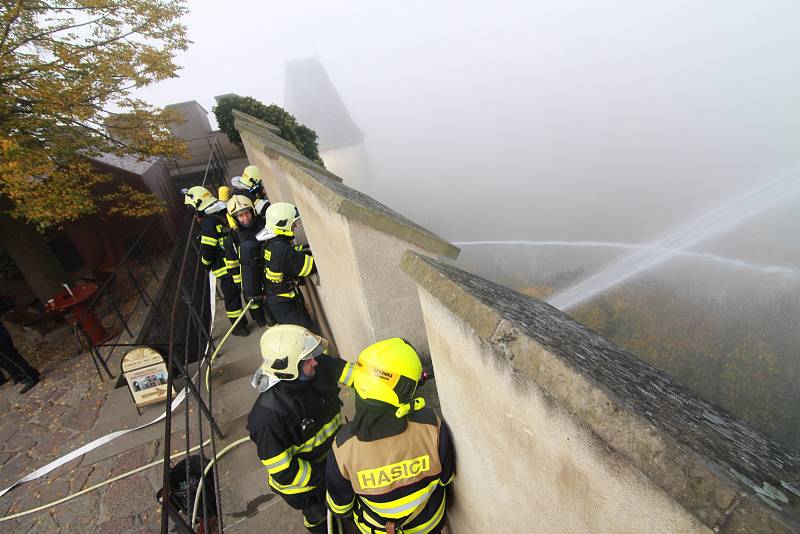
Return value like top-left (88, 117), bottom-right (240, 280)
top-left (325, 404), bottom-right (456, 534)
top-left (247, 355), bottom-right (356, 508)
top-left (199, 214), bottom-right (230, 278)
top-left (263, 235), bottom-right (316, 299)
top-left (223, 216), bottom-right (266, 286)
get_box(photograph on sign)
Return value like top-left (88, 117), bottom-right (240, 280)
top-left (122, 347), bottom-right (172, 408)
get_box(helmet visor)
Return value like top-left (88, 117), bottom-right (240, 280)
top-left (300, 332), bottom-right (327, 361)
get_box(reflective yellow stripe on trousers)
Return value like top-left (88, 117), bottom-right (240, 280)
top-left (354, 493), bottom-right (446, 534)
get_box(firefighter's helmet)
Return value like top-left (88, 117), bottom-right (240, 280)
top-left (353, 338), bottom-right (425, 418)
top-left (227, 194), bottom-right (255, 228)
top-left (183, 186), bottom-right (216, 212)
top-left (241, 165), bottom-right (263, 191)
top-left (265, 202), bottom-right (299, 236)
top-left (258, 325), bottom-right (327, 381)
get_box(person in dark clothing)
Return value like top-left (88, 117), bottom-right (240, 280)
top-left (247, 324), bottom-right (355, 534)
top-left (0, 321), bottom-right (41, 393)
top-left (326, 339), bottom-right (455, 534)
top-left (261, 202), bottom-right (316, 331)
top-left (224, 194), bottom-right (273, 327)
top-left (184, 186), bottom-right (266, 336)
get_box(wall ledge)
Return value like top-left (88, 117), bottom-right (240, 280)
top-left (401, 250), bottom-right (800, 533)
top-left (280, 159), bottom-right (460, 259)
top-left (232, 110), bottom-right (343, 183)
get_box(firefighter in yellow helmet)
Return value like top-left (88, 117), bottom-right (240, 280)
top-left (223, 194), bottom-right (271, 328)
top-left (326, 339), bottom-right (455, 534)
top-left (262, 202), bottom-right (316, 331)
top-left (231, 165), bottom-right (270, 216)
top-left (246, 325), bottom-right (355, 534)
top-left (183, 186), bottom-right (249, 336)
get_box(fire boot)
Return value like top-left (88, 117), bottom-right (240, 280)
top-left (231, 321), bottom-right (249, 337)
top-left (251, 307), bottom-right (268, 328)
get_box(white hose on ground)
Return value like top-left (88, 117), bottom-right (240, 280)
top-left (0, 439), bottom-right (213, 523)
top-left (204, 298), bottom-right (254, 392)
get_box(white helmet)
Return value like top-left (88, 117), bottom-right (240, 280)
top-left (265, 202), bottom-right (299, 236)
top-left (251, 325), bottom-right (328, 391)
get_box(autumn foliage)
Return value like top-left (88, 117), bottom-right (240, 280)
top-left (0, 0), bottom-right (189, 226)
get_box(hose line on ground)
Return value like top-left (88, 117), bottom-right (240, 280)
top-left (204, 298), bottom-right (254, 392)
top-left (189, 436), bottom-right (251, 526)
top-left (0, 440), bottom-right (213, 523)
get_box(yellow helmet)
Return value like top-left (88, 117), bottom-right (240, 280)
top-left (258, 324), bottom-right (328, 382)
top-left (265, 202), bottom-right (299, 236)
top-left (183, 186), bottom-right (216, 212)
top-left (218, 185), bottom-right (231, 202)
top-left (354, 338), bottom-right (425, 417)
top-left (241, 165), bottom-right (262, 188)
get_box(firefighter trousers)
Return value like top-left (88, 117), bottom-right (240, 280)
top-left (219, 275), bottom-right (247, 325)
top-left (267, 293), bottom-right (316, 333)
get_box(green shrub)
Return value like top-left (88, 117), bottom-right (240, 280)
top-left (213, 95), bottom-right (324, 166)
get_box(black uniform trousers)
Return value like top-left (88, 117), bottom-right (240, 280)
top-left (267, 293), bottom-right (315, 333)
top-left (0, 324), bottom-right (39, 382)
top-left (219, 275), bottom-right (247, 325)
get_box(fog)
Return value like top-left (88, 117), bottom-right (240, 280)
top-left (135, 1), bottom-right (800, 448)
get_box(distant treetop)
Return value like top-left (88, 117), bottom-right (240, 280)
top-left (213, 95), bottom-right (324, 167)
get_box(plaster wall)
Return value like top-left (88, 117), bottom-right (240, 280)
top-left (284, 176), bottom-right (372, 361)
top-left (347, 219), bottom-right (431, 356)
top-left (416, 287), bottom-right (710, 534)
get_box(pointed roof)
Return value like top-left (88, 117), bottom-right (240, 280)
top-left (284, 57), bottom-right (364, 151)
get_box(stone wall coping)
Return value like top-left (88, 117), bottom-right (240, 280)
top-left (280, 158), bottom-right (459, 259)
top-left (400, 250), bottom-right (800, 533)
top-left (233, 110), bottom-right (343, 184)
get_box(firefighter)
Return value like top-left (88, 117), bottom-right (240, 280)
top-left (247, 324), bottom-right (355, 534)
top-left (183, 186), bottom-right (252, 336)
top-left (223, 194), bottom-right (271, 328)
top-left (326, 339), bottom-right (455, 534)
top-left (231, 165), bottom-right (270, 216)
top-left (262, 202), bottom-right (316, 331)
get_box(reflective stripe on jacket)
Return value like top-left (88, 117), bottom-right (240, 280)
top-left (199, 215), bottom-right (229, 277)
top-left (263, 236), bottom-right (316, 299)
top-left (247, 356), bottom-right (355, 507)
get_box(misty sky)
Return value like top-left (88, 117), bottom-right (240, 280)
top-left (135, 1), bottom-right (800, 266)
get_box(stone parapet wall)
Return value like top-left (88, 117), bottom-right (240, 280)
top-left (401, 251), bottom-right (800, 533)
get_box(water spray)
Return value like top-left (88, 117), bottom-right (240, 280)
top-left (453, 240), bottom-right (800, 279)
top-left (545, 166), bottom-right (800, 310)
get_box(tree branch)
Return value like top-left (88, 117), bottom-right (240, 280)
top-left (2, 15), bottom-right (108, 57)
top-left (0, 0), bottom-right (25, 51)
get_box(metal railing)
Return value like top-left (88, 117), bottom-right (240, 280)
top-left (160, 148), bottom-right (228, 534)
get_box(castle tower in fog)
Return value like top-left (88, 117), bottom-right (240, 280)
top-left (284, 57), bottom-right (371, 190)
